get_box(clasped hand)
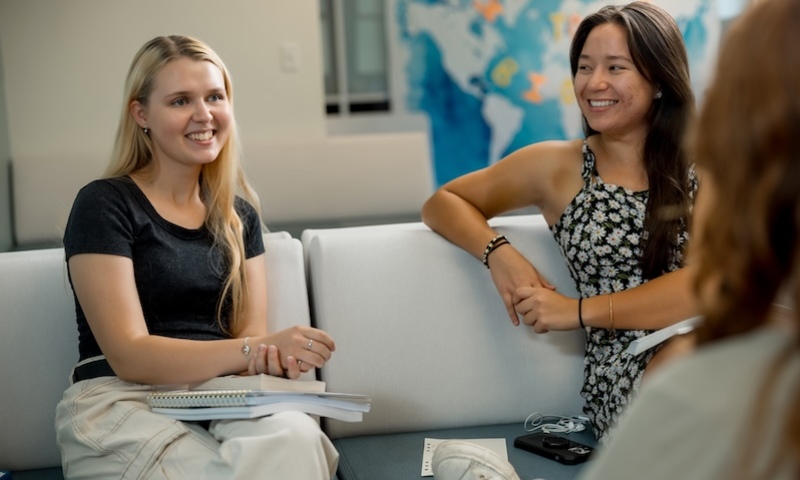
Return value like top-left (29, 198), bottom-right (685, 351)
top-left (512, 286), bottom-right (579, 333)
top-left (246, 326), bottom-right (335, 380)
top-left (488, 245), bottom-right (578, 332)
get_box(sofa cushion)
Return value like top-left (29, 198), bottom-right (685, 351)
top-left (333, 422), bottom-right (597, 480)
top-left (304, 214), bottom-right (586, 441)
top-left (8, 468), bottom-right (64, 480)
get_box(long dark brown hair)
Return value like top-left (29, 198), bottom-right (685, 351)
top-left (569, 2), bottom-right (695, 280)
top-left (692, 0), bottom-right (800, 476)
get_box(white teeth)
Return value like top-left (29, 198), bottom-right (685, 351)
top-left (590, 100), bottom-right (617, 107)
top-left (188, 131), bottom-right (213, 141)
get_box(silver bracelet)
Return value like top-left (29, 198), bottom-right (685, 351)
top-left (242, 337), bottom-right (251, 358)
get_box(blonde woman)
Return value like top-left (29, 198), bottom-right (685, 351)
top-left (56, 35), bottom-right (338, 479)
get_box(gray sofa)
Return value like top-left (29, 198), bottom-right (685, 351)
top-left (1, 214), bottom-right (594, 479)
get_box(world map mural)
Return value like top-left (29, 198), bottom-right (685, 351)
top-left (395, 0), bottom-right (718, 186)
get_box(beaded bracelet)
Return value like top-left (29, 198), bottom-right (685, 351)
top-left (482, 234), bottom-right (510, 268)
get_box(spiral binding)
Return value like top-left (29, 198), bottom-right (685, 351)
top-left (148, 389), bottom-right (251, 408)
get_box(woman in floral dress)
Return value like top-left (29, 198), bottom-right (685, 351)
top-left (422, 2), bottom-right (699, 442)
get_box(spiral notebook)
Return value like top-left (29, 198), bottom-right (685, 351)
top-left (148, 389), bottom-right (371, 422)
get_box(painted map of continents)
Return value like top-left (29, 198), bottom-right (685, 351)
top-left (395, 0), bottom-right (718, 186)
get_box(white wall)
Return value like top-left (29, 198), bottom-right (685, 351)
top-left (0, 0), bottom-right (326, 162)
top-left (0, 40), bottom-right (11, 251)
top-left (0, 0), bottom-right (438, 248)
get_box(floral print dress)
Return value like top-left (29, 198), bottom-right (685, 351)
top-left (550, 141), bottom-right (696, 443)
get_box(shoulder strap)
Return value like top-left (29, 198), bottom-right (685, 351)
top-left (580, 140), bottom-right (596, 183)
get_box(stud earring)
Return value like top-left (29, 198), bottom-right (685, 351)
top-left (143, 127), bottom-right (150, 134)
top-left (654, 90), bottom-right (663, 99)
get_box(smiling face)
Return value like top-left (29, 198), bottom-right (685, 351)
top-left (573, 22), bottom-right (657, 140)
top-left (131, 57), bottom-right (232, 172)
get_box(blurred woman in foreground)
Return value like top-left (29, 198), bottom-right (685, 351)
top-left (577, 0), bottom-right (800, 476)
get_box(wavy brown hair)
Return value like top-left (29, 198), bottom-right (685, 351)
top-left (570, 2), bottom-right (695, 280)
top-left (692, 0), bottom-right (800, 476)
top-left (106, 35), bottom-right (262, 336)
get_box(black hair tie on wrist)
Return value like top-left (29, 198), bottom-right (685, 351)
top-left (578, 297), bottom-right (585, 329)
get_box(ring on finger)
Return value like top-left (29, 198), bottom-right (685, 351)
top-left (297, 359), bottom-right (303, 369)
top-left (306, 339), bottom-right (314, 351)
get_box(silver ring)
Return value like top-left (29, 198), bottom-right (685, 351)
top-left (306, 339), bottom-right (314, 351)
top-left (297, 359), bottom-right (303, 368)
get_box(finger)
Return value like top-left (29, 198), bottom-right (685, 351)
top-left (285, 356), bottom-right (302, 379)
top-left (505, 301), bottom-right (520, 326)
top-left (248, 348), bottom-right (258, 375)
top-left (499, 291), bottom-right (519, 326)
top-left (301, 351), bottom-right (326, 369)
top-left (266, 345), bottom-right (284, 377)
top-left (521, 313), bottom-right (536, 327)
top-left (515, 286), bottom-right (535, 298)
top-left (257, 343), bottom-right (270, 375)
top-left (514, 297), bottom-right (532, 315)
top-left (251, 343), bottom-right (267, 375)
top-left (539, 275), bottom-right (556, 291)
top-left (303, 328), bottom-right (336, 352)
top-left (305, 337), bottom-right (335, 363)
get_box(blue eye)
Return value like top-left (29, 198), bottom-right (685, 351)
top-left (172, 98), bottom-right (188, 106)
top-left (209, 93), bottom-right (225, 102)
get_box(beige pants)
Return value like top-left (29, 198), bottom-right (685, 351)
top-left (56, 376), bottom-right (339, 480)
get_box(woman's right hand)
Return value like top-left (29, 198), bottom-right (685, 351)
top-left (487, 245), bottom-right (555, 325)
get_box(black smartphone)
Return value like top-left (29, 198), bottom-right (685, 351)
top-left (513, 433), bottom-right (594, 465)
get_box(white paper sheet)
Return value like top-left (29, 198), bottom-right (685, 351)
top-left (421, 437), bottom-right (508, 477)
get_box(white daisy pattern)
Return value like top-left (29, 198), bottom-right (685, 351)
top-left (550, 141), bottom-right (698, 443)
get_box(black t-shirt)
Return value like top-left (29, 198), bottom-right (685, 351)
top-left (63, 177), bottom-right (265, 361)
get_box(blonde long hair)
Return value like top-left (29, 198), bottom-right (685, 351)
top-left (692, 0), bottom-right (800, 476)
top-left (106, 35), bottom-right (261, 335)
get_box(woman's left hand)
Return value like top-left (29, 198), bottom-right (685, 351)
top-left (513, 286), bottom-right (580, 333)
top-left (247, 344), bottom-right (303, 379)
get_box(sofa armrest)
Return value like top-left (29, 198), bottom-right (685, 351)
top-left (0, 232), bottom-right (309, 472)
top-left (263, 233), bottom-right (312, 332)
top-left (0, 248), bottom-right (76, 470)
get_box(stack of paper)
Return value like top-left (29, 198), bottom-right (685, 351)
top-left (148, 374), bottom-right (370, 422)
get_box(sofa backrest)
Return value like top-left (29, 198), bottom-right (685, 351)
top-left (0, 233), bottom-right (310, 471)
top-left (302, 214), bottom-right (586, 440)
